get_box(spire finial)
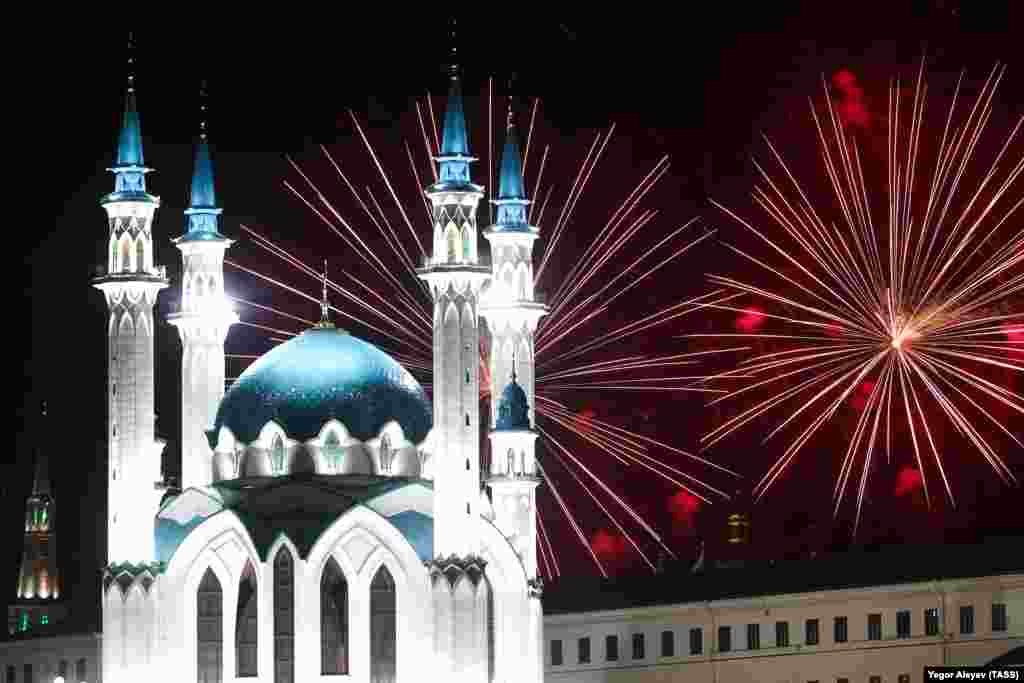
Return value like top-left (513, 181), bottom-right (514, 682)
top-left (199, 79), bottom-right (208, 141)
top-left (448, 17), bottom-right (459, 79)
top-left (127, 31), bottom-right (135, 94)
top-left (316, 258), bottom-right (335, 329)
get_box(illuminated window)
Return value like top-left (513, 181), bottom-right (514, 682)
top-left (321, 557), bottom-right (348, 675)
top-left (236, 564), bottom-right (258, 678)
top-left (370, 566), bottom-right (396, 683)
top-left (323, 432), bottom-right (343, 474)
top-left (136, 238), bottom-right (145, 272)
top-left (197, 568), bottom-right (223, 683)
top-left (271, 435), bottom-right (285, 475)
top-left (40, 615), bottom-right (49, 625)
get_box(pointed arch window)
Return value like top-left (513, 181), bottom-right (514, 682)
top-left (111, 240), bottom-right (119, 273)
top-left (273, 549), bottom-right (294, 683)
top-left (121, 237), bottom-right (132, 273)
top-left (323, 431), bottom-right (343, 474)
top-left (136, 238), bottom-right (146, 273)
top-left (370, 566), bottom-right (396, 683)
top-left (197, 568), bottom-right (223, 683)
top-left (507, 449), bottom-right (515, 476)
top-left (379, 435), bottom-right (392, 474)
top-left (321, 557), bottom-right (349, 675)
top-left (446, 225), bottom-right (459, 263)
top-left (271, 435), bottom-right (285, 475)
top-left (236, 562), bottom-right (258, 678)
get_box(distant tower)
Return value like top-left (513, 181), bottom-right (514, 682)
top-left (7, 402), bottom-right (69, 634)
top-left (168, 84), bottom-right (237, 491)
top-left (481, 102), bottom-right (547, 578)
top-left (417, 62), bottom-right (491, 558)
top-left (92, 43), bottom-right (169, 565)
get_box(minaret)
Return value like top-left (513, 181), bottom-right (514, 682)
top-left (169, 83), bottom-right (238, 491)
top-left (417, 57), bottom-right (490, 559)
top-left (92, 38), bottom-right (169, 564)
top-left (7, 403), bottom-right (67, 635)
top-left (481, 101), bottom-right (547, 578)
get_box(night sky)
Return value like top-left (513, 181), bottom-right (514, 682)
top-left (10, 4), bottom-right (1024, 628)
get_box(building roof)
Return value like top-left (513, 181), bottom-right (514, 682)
top-left (543, 537), bottom-right (1024, 616)
top-left (212, 327), bottom-right (432, 447)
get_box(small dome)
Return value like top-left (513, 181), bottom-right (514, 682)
top-left (495, 378), bottom-right (531, 431)
top-left (213, 328), bottom-right (431, 448)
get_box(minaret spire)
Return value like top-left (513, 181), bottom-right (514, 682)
top-left (182, 81), bottom-right (225, 240)
top-left (110, 32), bottom-right (151, 196)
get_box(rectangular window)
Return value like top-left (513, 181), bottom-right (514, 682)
top-left (550, 640), bottom-right (562, 666)
top-left (897, 609), bottom-right (911, 638)
top-left (837, 679), bottom-right (849, 683)
top-left (834, 616), bottom-right (848, 643)
top-left (776, 621), bottom-right (789, 647)
top-left (22, 666), bottom-right (31, 683)
top-left (578, 637), bottom-right (591, 664)
top-left (870, 677), bottom-right (881, 683)
top-left (6, 665), bottom-right (15, 683)
top-left (960, 605), bottom-right (975, 635)
top-left (993, 603), bottom-right (1008, 632)
top-left (689, 628), bottom-right (703, 655)
top-left (805, 618), bottom-right (819, 645)
top-left (868, 613), bottom-right (882, 641)
top-left (605, 635), bottom-right (618, 661)
top-left (718, 625), bottom-right (732, 653)
top-left (632, 633), bottom-right (645, 660)
top-left (746, 623), bottom-right (760, 650)
top-left (925, 608), bottom-right (940, 636)
top-left (661, 630), bottom-right (674, 657)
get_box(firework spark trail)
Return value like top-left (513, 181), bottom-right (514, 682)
top-left (405, 141), bottom-right (434, 226)
top-left (522, 97), bottom-right (540, 180)
top-left (538, 461), bottom-right (607, 577)
top-left (237, 224), bottom-right (430, 349)
top-left (230, 297), bottom-right (314, 327)
top-left (540, 426), bottom-right (664, 571)
top-left (234, 89), bottom-right (742, 573)
top-left (706, 61), bottom-right (1024, 527)
top-left (488, 77), bottom-right (494, 226)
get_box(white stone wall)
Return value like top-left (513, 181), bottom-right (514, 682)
top-left (170, 239), bottom-right (236, 491)
top-left (96, 197), bottom-right (167, 564)
top-left (543, 573), bottom-right (1024, 682)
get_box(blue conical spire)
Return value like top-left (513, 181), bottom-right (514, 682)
top-left (179, 84), bottom-right (226, 242)
top-left (440, 74), bottom-right (470, 158)
top-left (492, 103), bottom-right (532, 231)
top-left (108, 34), bottom-right (152, 198)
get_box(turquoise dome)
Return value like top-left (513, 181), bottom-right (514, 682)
top-left (495, 378), bottom-right (531, 431)
top-left (211, 328), bottom-right (431, 446)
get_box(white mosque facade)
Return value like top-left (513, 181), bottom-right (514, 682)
top-left (91, 66), bottom-right (546, 683)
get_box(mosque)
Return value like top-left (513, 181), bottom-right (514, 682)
top-left (7, 52), bottom-right (545, 683)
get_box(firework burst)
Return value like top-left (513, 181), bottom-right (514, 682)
top-left (225, 82), bottom-right (740, 576)
top-left (701, 61), bottom-right (1024, 532)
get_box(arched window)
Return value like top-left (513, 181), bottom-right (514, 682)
top-left (236, 562), bottom-right (258, 678)
top-left (75, 658), bottom-right (87, 683)
top-left (197, 568), bottom-right (223, 683)
top-left (507, 449), bottom-right (515, 476)
top-left (136, 238), bottom-right (146, 273)
top-left (446, 225), bottom-right (458, 263)
top-left (321, 557), bottom-right (349, 675)
top-left (271, 435), bottom-right (285, 475)
top-left (379, 435), bottom-right (392, 474)
top-left (121, 237), bottom-right (132, 273)
top-left (323, 431), bottom-right (343, 474)
top-left (463, 227), bottom-right (472, 262)
top-left (273, 549), bottom-right (294, 683)
top-left (370, 566), bottom-right (396, 683)
top-left (110, 240), bottom-right (118, 273)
